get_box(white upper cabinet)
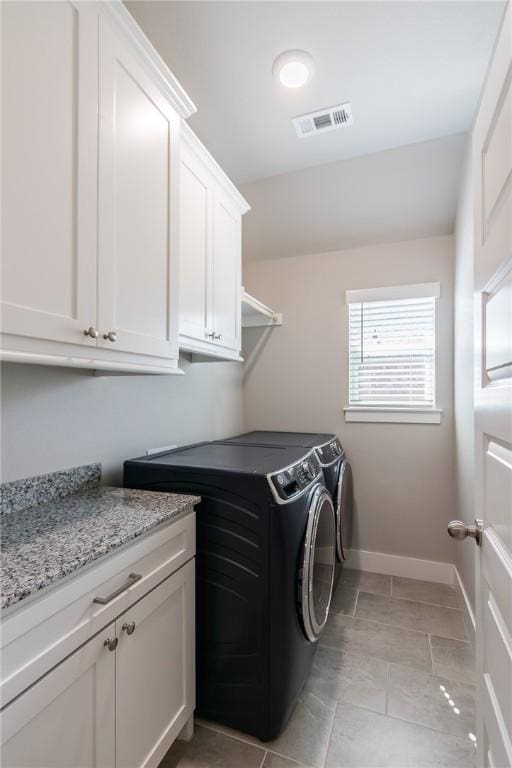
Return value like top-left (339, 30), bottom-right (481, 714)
top-left (98, 15), bottom-right (180, 361)
top-left (179, 145), bottom-right (212, 345)
top-left (179, 124), bottom-right (249, 361)
top-left (1, 1), bottom-right (195, 374)
top-left (212, 193), bottom-right (242, 353)
top-left (1, 1), bottom-right (99, 349)
top-left (2, 1), bottom-right (247, 373)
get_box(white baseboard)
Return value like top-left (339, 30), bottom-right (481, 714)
top-left (345, 548), bottom-right (455, 585)
top-left (454, 566), bottom-right (476, 635)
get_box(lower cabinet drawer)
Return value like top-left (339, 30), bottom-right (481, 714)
top-left (0, 560), bottom-right (196, 768)
top-left (1, 511), bottom-right (195, 706)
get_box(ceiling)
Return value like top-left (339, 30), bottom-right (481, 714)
top-left (126, 1), bottom-right (504, 184)
top-left (239, 132), bottom-right (466, 261)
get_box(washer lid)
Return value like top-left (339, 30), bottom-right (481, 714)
top-left (126, 441), bottom-right (317, 476)
top-left (220, 431), bottom-right (336, 448)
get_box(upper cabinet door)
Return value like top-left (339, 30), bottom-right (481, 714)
top-left (98, 16), bottom-right (180, 360)
top-left (1, 1), bottom-right (99, 347)
top-left (212, 192), bottom-right (242, 352)
top-left (179, 147), bottom-right (212, 344)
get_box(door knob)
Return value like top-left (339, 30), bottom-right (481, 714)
top-left (83, 326), bottom-right (99, 339)
top-left (122, 621), bottom-right (136, 635)
top-left (447, 519), bottom-right (483, 546)
top-left (103, 330), bottom-right (117, 342)
top-left (104, 637), bottom-right (118, 652)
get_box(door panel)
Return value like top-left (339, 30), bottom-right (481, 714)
top-left (179, 150), bottom-right (212, 343)
top-left (98, 17), bottom-right (180, 359)
top-left (212, 193), bottom-right (241, 352)
top-left (115, 560), bottom-right (195, 768)
top-left (473, 5), bottom-right (512, 767)
top-left (1, 1), bottom-right (98, 346)
top-left (0, 624), bottom-right (115, 768)
top-left (482, 69), bottom-right (511, 236)
top-left (484, 268), bottom-right (512, 381)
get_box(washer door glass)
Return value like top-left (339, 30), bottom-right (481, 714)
top-left (301, 488), bottom-right (336, 642)
top-left (335, 460), bottom-right (353, 561)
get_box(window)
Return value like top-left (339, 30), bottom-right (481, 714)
top-left (345, 283), bottom-right (441, 424)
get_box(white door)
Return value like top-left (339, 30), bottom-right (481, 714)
top-left (211, 192), bottom-right (242, 352)
top-left (98, 15), bottom-right (180, 360)
top-left (115, 560), bottom-right (195, 768)
top-left (1, 1), bottom-right (98, 347)
top-left (473, 4), bottom-right (512, 767)
top-left (179, 147), bottom-right (213, 344)
top-left (0, 623), bottom-right (116, 768)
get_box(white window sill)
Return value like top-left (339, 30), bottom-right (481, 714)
top-left (344, 407), bottom-right (443, 424)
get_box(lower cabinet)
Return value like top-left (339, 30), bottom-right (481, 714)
top-left (116, 560), bottom-right (195, 768)
top-left (0, 560), bottom-right (195, 768)
top-left (1, 623), bottom-right (116, 768)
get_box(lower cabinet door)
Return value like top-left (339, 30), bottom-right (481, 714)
top-left (115, 559), bottom-right (195, 768)
top-left (1, 623), bottom-right (116, 768)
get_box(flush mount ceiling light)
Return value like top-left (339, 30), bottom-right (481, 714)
top-left (272, 50), bottom-right (314, 89)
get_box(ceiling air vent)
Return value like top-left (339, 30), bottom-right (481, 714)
top-left (292, 102), bottom-right (353, 139)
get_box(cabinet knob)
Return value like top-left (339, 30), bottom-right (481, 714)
top-left (214, 334), bottom-right (222, 341)
top-left (104, 637), bottom-right (118, 652)
top-left (122, 621), bottom-right (136, 636)
top-left (206, 332), bottom-right (215, 339)
top-left (83, 326), bottom-right (99, 339)
top-left (103, 330), bottom-right (117, 342)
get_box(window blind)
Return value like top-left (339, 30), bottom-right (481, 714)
top-left (348, 295), bottom-right (436, 408)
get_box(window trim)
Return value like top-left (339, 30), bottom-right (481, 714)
top-left (343, 407), bottom-right (442, 424)
top-left (344, 282), bottom-right (442, 424)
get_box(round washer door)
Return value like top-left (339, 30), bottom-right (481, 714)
top-left (300, 486), bottom-right (336, 642)
top-left (335, 460), bottom-right (353, 561)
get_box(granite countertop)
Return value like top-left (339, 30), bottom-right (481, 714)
top-left (1, 483), bottom-right (199, 611)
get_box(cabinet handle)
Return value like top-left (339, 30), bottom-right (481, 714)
top-left (83, 326), bottom-right (99, 339)
top-left (93, 573), bottom-right (142, 605)
top-left (122, 621), bottom-right (136, 635)
top-left (214, 334), bottom-right (222, 341)
top-left (103, 330), bottom-right (117, 342)
top-left (104, 637), bottom-right (118, 652)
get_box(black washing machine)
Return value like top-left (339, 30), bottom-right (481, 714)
top-left (220, 431), bottom-right (353, 573)
top-left (124, 441), bottom-right (336, 741)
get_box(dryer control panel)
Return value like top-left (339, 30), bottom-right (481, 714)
top-left (315, 438), bottom-right (344, 466)
top-left (268, 452), bottom-right (322, 503)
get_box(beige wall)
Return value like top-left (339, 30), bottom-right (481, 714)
top-left (0, 357), bottom-right (243, 485)
top-left (240, 134), bottom-right (465, 262)
top-left (243, 236), bottom-right (455, 564)
top-left (453, 144), bottom-right (476, 610)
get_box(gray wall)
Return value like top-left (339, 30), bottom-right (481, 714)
top-left (453, 143), bottom-right (476, 610)
top-left (0, 357), bottom-right (243, 485)
top-left (243, 235), bottom-right (456, 564)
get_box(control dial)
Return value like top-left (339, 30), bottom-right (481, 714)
top-left (302, 461), bottom-right (316, 481)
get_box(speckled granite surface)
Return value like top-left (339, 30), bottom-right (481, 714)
top-left (1, 463), bottom-right (101, 515)
top-left (1, 485), bottom-right (198, 610)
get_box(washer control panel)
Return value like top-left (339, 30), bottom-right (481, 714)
top-left (268, 452), bottom-right (321, 502)
top-left (315, 438), bottom-right (344, 466)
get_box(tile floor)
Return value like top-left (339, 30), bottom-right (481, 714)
top-left (160, 569), bottom-right (477, 768)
